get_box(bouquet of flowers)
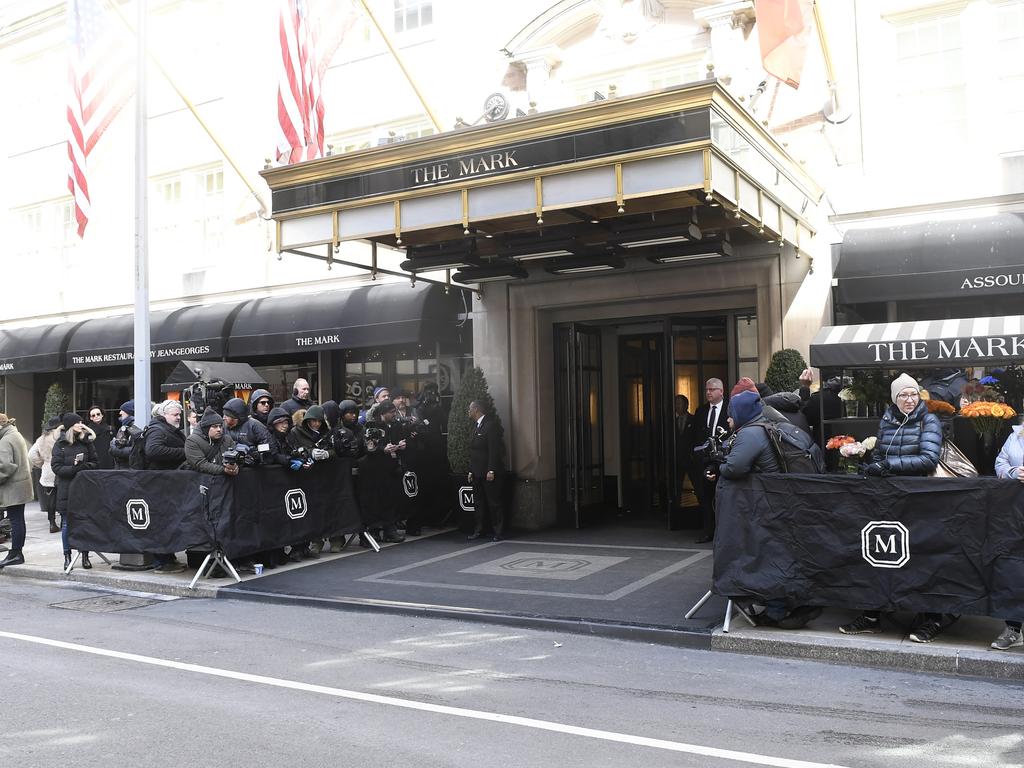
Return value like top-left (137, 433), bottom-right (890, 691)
top-left (827, 435), bottom-right (877, 473)
top-left (959, 401), bottom-right (1017, 436)
top-left (925, 399), bottom-right (956, 417)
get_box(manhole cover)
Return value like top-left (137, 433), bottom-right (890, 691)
top-left (50, 595), bottom-right (162, 613)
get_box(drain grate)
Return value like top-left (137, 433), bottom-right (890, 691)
top-left (50, 595), bottom-right (162, 613)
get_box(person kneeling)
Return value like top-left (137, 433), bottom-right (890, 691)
top-left (713, 390), bottom-right (822, 630)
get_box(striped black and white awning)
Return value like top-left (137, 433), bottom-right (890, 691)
top-left (810, 315), bottom-right (1024, 369)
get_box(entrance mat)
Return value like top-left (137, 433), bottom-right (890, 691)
top-left (223, 529), bottom-right (726, 631)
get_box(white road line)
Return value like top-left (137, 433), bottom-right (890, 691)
top-left (0, 630), bottom-right (849, 768)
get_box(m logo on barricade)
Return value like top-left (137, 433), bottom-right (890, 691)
top-left (459, 486), bottom-right (474, 512)
top-left (861, 521), bottom-right (910, 568)
top-left (285, 489), bottom-right (308, 520)
top-left (126, 499), bottom-right (150, 530)
top-left (402, 471), bottom-right (419, 498)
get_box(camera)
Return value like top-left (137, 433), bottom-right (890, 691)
top-left (364, 426), bottom-right (385, 452)
top-left (234, 443), bottom-right (260, 466)
top-left (222, 448), bottom-right (239, 468)
top-left (187, 379), bottom-right (234, 415)
top-left (290, 446), bottom-right (311, 464)
top-left (694, 426), bottom-right (729, 462)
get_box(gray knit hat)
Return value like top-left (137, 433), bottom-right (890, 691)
top-left (890, 372), bottom-right (921, 403)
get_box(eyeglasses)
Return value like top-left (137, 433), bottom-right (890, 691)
top-left (896, 392), bottom-right (920, 401)
top-left (90, 412), bottom-right (102, 418)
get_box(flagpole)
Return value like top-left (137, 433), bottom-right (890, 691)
top-left (133, 0), bottom-right (151, 429)
top-left (355, 0), bottom-right (443, 133)
top-left (104, 0), bottom-right (270, 217)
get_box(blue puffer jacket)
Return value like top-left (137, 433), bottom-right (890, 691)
top-left (995, 426), bottom-right (1024, 480)
top-left (871, 400), bottom-right (941, 476)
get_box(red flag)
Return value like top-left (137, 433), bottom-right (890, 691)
top-left (275, 0), bottom-right (355, 165)
top-left (755, 0), bottom-right (812, 89)
top-left (66, 0), bottom-right (134, 238)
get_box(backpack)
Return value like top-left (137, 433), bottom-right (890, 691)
top-left (754, 419), bottom-right (825, 474)
top-left (128, 425), bottom-right (153, 470)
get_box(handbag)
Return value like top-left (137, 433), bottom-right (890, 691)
top-left (930, 438), bottom-right (978, 478)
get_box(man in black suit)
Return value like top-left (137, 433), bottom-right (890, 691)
top-left (691, 378), bottom-right (728, 543)
top-left (467, 400), bottom-right (506, 541)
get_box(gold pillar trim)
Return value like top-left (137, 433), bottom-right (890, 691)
top-left (733, 168), bottom-right (742, 219)
top-left (535, 177), bottom-right (544, 224)
top-left (394, 200), bottom-right (402, 245)
top-left (615, 163), bottom-right (624, 214)
top-left (332, 210), bottom-right (340, 251)
top-left (757, 189), bottom-right (765, 233)
top-left (275, 219), bottom-right (282, 255)
top-left (702, 149), bottom-right (712, 202)
top-left (462, 189), bottom-right (470, 234)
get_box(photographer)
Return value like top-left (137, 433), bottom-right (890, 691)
top-left (249, 389), bottom-right (275, 426)
top-left (268, 407), bottom-right (301, 469)
top-left (325, 400), bottom-right (366, 551)
top-left (286, 405), bottom-right (335, 558)
top-left (392, 390), bottom-right (425, 536)
top-left (714, 389), bottom-right (821, 630)
top-left (144, 401), bottom-right (187, 573)
top-left (411, 384), bottom-right (448, 531)
top-left (359, 386), bottom-right (391, 425)
top-left (184, 408), bottom-right (238, 476)
top-left (280, 378), bottom-right (313, 417)
top-left (109, 401), bottom-right (141, 470)
top-left (222, 398), bottom-right (273, 463)
top-left (359, 400), bottom-right (406, 543)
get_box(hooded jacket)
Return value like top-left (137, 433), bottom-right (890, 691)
top-left (143, 414), bottom-right (186, 471)
top-left (0, 423), bottom-right (34, 508)
top-left (286, 404), bottom-right (334, 456)
top-left (995, 426), bottom-right (1024, 480)
top-left (267, 406), bottom-right (294, 466)
top-left (763, 392), bottom-right (812, 433)
top-left (871, 399), bottom-right (942, 475)
top-left (184, 409), bottom-right (236, 475)
top-left (248, 389), bottom-right (274, 425)
top-left (51, 425), bottom-right (98, 511)
top-left (110, 415), bottom-right (143, 469)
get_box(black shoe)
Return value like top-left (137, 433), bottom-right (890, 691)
top-left (776, 605), bottom-right (823, 630)
top-left (0, 552), bottom-right (25, 569)
top-left (63, 552), bottom-right (72, 570)
top-left (491, 535), bottom-right (503, 542)
top-left (694, 535), bottom-right (713, 544)
top-left (49, 522), bottom-right (61, 534)
top-left (467, 532), bottom-right (483, 541)
top-left (81, 553), bottom-right (92, 570)
top-left (358, 534), bottom-right (371, 548)
top-left (405, 528), bottom-right (422, 536)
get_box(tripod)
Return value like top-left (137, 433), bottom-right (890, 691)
top-left (685, 588), bottom-right (757, 633)
top-left (188, 484), bottom-right (242, 590)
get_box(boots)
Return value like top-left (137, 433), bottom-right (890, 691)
top-left (64, 551), bottom-right (72, 570)
top-left (81, 552), bottom-right (92, 570)
top-left (48, 515), bottom-right (60, 534)
top-left (328, 536), bottom-right (348, 553)
top-left (0, 550), bottom-right (25, 568)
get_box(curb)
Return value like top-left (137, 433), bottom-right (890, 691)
top-left (216, 586), bottom-right (715, 649)
top-left (0, 563), bottom-right (221, 600)
top-left (711, 627), bottom-right (1024, 681)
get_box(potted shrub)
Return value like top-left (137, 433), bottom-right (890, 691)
top-left (41, 382), bottom-right (69, 433)
top-left (764, 349), bottom-right (808, 394)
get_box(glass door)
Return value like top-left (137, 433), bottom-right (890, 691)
top-left (554, 323), bottom-right (605, 528)
top-left (619, 334), bottom-right (666, 521)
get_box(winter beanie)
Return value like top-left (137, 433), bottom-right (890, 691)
top-left (223, 398), bottom-right (249, 420)
top-left (339, 399), bottom-right (359, 416)
top-left (62, 412), bottom-right (82, 431)
top-left (728, 390), bottom-right (763, 429)
top-left (890, 373), bottom-right (921, 403)
top-left (730, 377), bottom-right (758, 397)
top-left (199, 407), bottom-right (223, 433)
top-left (303, 404), bottom-right (326, 424)
top-left (119, 400), bottom-right (135, 416)
top-left (268, 406), bottom-right (291, 428)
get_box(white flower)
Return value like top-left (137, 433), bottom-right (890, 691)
top-left (839, 442), bottom-right (864, 458)
top-left (862, 436), bottom-right (877, 451)
top-left (839, 388), bottom-right (857, 402)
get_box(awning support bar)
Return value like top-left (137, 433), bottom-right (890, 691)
top-left (284, 247), bottom-right (480, 296)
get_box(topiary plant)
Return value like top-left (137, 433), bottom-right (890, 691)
top-left (447, 366), bottom-right (502, 474)
top-left (41, 382), bottom-right (69, 432)
top-left (764, 349), bottom-right (808, 394)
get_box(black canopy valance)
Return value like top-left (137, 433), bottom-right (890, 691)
top-left (0, 322), bottom-right (81, 374)
top-left (227, 282), bottom-right (464, 357)
top-left (835, 213), bottom-right (1024, 305)
top-left (810, 315), bottom-right (1024, 369)
top-left (161, 360), bottom-right (268, 392)
top-left (65, 303), bottom-right (242, 368)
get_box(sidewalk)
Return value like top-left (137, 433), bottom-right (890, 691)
top-left (3, 502), bottom-right (1021, 680)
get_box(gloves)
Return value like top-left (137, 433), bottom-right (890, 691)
top-left (863, 461), bottom-right (888, 477)
top-left (707, 450), bottom-right (726, 465)
top-left (311, 448), bottom-right (329, 461)
top-left (289, 459), bottom-right (304, 471)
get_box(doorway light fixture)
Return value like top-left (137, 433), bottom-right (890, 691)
top-left (400, 253), bottom-right (476, 273)
top-left (452, 263), bottom-right (527, 284)
top-left (615, 221), bottom-right (702, 248)
top-left (644, 239), bottom-right (733, 264)
top-left (509, 249), bottom-right (573, 262)
top-left (545, 254), bottom-right (624, 275)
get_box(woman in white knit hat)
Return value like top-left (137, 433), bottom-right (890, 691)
top-left (839, 372), bottom-right (948, 642)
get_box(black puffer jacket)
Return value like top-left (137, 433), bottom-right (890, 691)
top-left (718, 418), bottom-right (781, 480)
top-left (249, 389), bottom-right (274, 425)
top-left (144, 416), bottom-right (186, 470)
top-left (763, 392), bottom-right (811, 433)
top-left (51, 426), bottom-right (98, 512)
top-left (871, 400), bottom-right (942, 476)
top-left (90, 421), bottom-right (114, 469)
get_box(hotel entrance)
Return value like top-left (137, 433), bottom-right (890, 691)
top-left (554, 312), bottom-right (757, 530)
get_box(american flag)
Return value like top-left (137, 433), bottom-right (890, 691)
top-left (276, 0), bottom-right (355, 165)
top-left (66, 0), bottom-right (134, 238)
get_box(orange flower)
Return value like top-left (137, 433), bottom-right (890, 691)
top-left (826, 435), bottom-right (856, 450)
top-left (926, 400), bottom-right (955, 416)
top-left (992, 404), bottom-right (1006, 418)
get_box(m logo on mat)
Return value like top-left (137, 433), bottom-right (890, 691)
top-left (861, 521), bottom-right (910, 568)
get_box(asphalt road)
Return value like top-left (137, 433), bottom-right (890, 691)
top-left (0, 578), bottom-right (1021, 768)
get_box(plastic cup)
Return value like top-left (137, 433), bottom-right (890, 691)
top-left (254, 563), bottom-right (264, 576)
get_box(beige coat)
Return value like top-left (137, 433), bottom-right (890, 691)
top-left (28, 427), bottom-right (60, 487)
top-left (0, 423), bottom-right (34, 507)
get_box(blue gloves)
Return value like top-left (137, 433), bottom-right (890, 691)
top-left (289, 459), bottom-right (303, 471)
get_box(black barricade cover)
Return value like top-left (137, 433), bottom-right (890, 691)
top-left (67, 463), bottom-right (361, 558)
top-left (713, 474), bottom-right (1024, 618)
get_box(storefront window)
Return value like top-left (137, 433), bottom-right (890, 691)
top-left (672, 318), bottom-right (728, 406)
top-left (249, 358), bottom-right (318, 405)
top-left (345, 359), bottom-right (383, 406)
top-left (736, 314), bottom-right (759, 382)
top-left (73, 362), bottom-right (177, 423)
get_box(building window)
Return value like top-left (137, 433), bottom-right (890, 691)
top-left (736, 314), bottom-right (759, 383)
top-left (996, 2), bottom-right (1024, 152)
top-left (893, 15), bottom-right (966, 147)
top-left (150, 164), bottom-right (224, 261)
top-left (394, 0), bottom-right (432, 33)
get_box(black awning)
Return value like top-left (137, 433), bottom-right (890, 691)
top-left (65, 303), bottom-right (241, 368)
top-left (227, 283), bottom-right (464, 357)
top-left (0, 322), bottom-right (81, 374)
top-left (835, 213), bottom-right (1024, 304)
top-left (161, 361), bottom-right (268, 392)
top-left (810, 315), bottom-right (1024, 369)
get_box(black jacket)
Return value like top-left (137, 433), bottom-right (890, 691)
top-left (184, 431), bottom-right (236, 475)
top-left (144, 416), bottom-right (186, 470)
top-left (800, 387), bottom-right (842, 442)
top-left (872, 400), bottom-right (942, 476)
top-left (692, 399), bottom-right (729, 463)
top-left (226, 416), bottom-right (272, 451)
top-left (51, 427), bottom-right (98, 512)
top-left (249, 389), bottom-right (274, 425)
top-left (763, 392), bottom-right (812, 434)
top-left (280, 395), bottom-right (312, 417)
top-left (110, 418), bottom-right (142, 470)
top-left (469, 414), bottom-right (505, 478)
top-left (90, 421), bottom-right (114, 469)
top-left (719, 418), bottom-right (781, 480)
